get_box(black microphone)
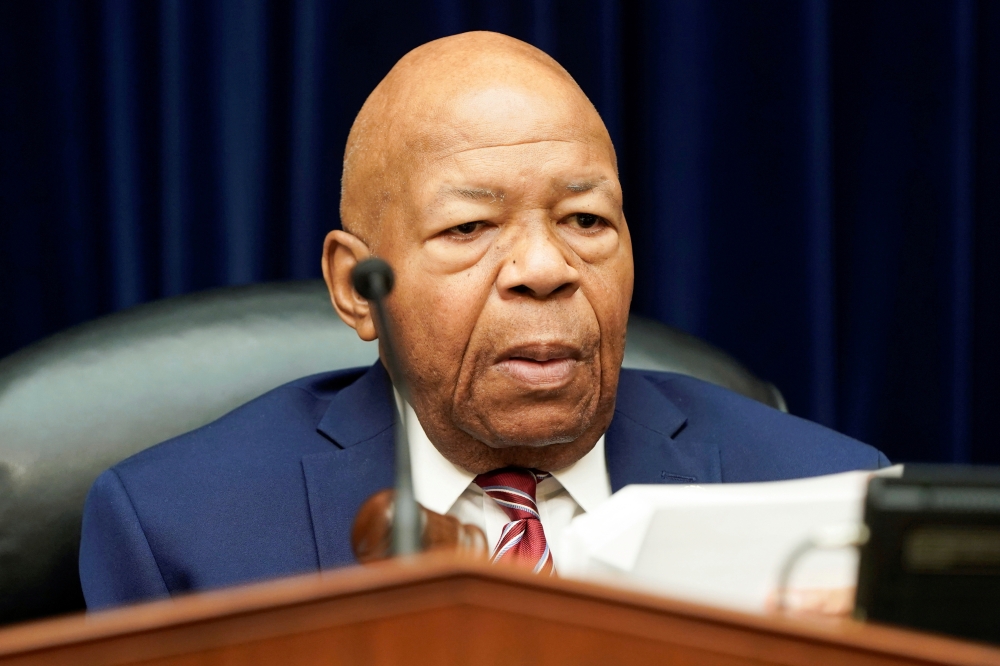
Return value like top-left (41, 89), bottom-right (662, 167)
top-left (351, 257), bottom-right (395, 302)
top-left (351, 258), bottom-right (421, 557)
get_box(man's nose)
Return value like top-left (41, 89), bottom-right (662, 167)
top-left (496, 225), bottom-right (580, 299)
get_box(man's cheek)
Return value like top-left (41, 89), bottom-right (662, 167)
top-left (400, 285), bottom-right (484, 376)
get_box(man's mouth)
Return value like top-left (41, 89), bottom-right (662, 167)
top-left (495, 344), bottom-right (580, 386)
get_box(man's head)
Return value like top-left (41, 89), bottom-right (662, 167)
top-left (323, 32), bottom-right (633, 474)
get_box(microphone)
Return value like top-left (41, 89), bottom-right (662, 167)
top-left (351, 258), bottom-right (421, 557)
top-left (350, 257), bottom-right (395, 303)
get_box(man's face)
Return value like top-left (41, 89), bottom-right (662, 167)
top-left (375, 84), bottom-right (633, 468)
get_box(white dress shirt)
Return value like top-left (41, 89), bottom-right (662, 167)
top-left (396, 393), bottom-right (611, 568)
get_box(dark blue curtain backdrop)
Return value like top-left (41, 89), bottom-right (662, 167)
top-left (0, 1), bottom-right (997, 463)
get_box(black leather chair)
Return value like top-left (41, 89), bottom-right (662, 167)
top-left (0, 280), bottom-right (785, 625)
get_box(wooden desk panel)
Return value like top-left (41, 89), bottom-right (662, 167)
top-left (1, 556), bottom-right (997, 666)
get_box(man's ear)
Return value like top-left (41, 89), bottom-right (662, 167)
top-left (322, 229), bottom-right (377, 341)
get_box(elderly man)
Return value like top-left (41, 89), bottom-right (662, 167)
top-left (79, 32), bottom-right (888, 608)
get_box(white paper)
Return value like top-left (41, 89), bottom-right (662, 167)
top-left (560, 467), bottom-right (903, 613)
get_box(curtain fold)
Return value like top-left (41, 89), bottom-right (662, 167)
top-left (1, 0), bottom-right (996, 463)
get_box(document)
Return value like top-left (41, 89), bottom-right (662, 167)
top-left (559, 467), bottom-right (903, 613)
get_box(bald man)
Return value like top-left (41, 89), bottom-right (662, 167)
top-left (79, 33), bottom-right (888, 608)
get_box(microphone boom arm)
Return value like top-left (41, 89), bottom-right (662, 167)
top-left (351, 258), bottom-right (422, 557)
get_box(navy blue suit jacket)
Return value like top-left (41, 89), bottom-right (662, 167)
top-left (79, 362), bottom-right (889, 610)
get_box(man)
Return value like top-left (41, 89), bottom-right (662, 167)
top-left (79, 32), bottom-right (888, 609)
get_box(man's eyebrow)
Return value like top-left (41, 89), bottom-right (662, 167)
top-left (563, 180), bottom-right (619, 205)
top-left (565, 181), bottom-right (601, 193)
top-left (442, 186), bottom-right (505, 201)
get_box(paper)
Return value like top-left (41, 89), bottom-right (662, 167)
top-left (559, 467), bottom-right (903, 613)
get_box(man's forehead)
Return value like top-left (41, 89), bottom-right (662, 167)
top-left (401, 84), bottom-right (607, 159)
top-left (407, 129), bottom-right (618, 206)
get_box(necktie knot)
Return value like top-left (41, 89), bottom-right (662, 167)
top-left (473, 467), bottom-right (549, 521)
top-left (474, 467), bottom-right (553, 574)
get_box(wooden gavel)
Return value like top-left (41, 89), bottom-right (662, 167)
top-left (351, 489), bottom-right (489, 563)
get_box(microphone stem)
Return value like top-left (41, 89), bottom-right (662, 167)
top-left (369, 297), bottom-right (421, 557)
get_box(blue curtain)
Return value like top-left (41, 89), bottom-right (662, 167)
top-left (1, 1), bottom-right (997, 464)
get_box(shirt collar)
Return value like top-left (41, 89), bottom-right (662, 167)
top-left (397, 391), bottom-right (476, 515)
top-left (396, 390), bottom-right (611, 515)
top-left (549, 435), bottom-right (611, 513)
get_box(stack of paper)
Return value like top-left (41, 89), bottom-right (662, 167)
top-left (559, 468), bottom-right (902, 613)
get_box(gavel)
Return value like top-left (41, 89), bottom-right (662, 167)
top-left (351, 489), bottom-right (488, 563)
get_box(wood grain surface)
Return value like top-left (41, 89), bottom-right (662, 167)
top-left (0, 554), bottom-right (997, 666)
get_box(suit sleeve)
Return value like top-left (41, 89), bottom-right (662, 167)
top-left (877, 450), bottom-right (893, 468)
top-left (79, 469), bottom-right (170, 610)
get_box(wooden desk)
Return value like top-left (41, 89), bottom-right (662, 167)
top-left (1, 555), bottom-right (997, 665)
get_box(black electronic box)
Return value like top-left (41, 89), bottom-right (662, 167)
top-left (856, 465), bottom-right (1000, 644)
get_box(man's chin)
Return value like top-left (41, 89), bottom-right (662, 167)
top-left (479, 431), bottom-right (580, 449)
top-left (465, 409), bottom-right (593, 449)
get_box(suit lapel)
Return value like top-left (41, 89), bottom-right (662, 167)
top-left (302, 364), bottom-right (723, 566)
top-left (605, 369), bottom-right (722, 491)
top-left (302, 362), bottom-right (396, 569)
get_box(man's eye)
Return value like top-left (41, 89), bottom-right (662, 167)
top-left (451, 221), bottom-right (483, 235)
top-left (570, 213), bottom-right (603, 229)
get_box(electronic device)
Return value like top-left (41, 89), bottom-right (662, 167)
top-left (856, 465), bottom-right (1000, 644)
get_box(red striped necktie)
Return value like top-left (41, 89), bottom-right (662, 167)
top-left (473, 467), bottom-right (554, 575)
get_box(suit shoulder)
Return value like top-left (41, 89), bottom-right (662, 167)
top-left (82, 367), bottom-right (377, 598)
top-left (618, 369), bottom-right (888, 480)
